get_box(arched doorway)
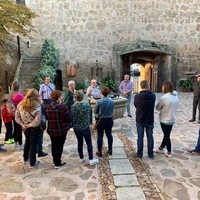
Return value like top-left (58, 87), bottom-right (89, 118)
top-left (112, 40), bottom-right (176, 92)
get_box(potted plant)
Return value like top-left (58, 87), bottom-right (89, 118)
top-left (101, 76), bottom-right (116, 92)
top-left (178, 78), bottom-right (193, 92)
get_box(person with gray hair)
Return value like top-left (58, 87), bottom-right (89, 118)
top-left (71, 91), bottom-right (98, 165)
top-left (63, 80), bottom-right (76, 111)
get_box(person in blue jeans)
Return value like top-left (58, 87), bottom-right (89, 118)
top-left (94, 87), bottom-right (114, 157)
top-left (71, 91), bottom-right (98, 165)
top-left (187, 128), bottom-right (200, 154)
top-left (134, 80), bottom-right (156, 159)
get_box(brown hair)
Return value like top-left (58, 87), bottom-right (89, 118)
top-left (140, 80), bottom-right (149, 89)
top-left (20, 88), bottom-right (40, 112)
top-left (162, 81), bottom-right (174, 93)
top-left (75, 91), bottom-right (84, 101)
top-left (51, 90), bottom-right (62, 101)
top-left (101, 86), bottom-right (110, 97)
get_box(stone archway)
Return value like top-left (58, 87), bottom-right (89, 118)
top-left (112, 40), bottom-right (176, 92)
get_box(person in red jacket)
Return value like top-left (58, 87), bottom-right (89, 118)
top-left (1, 96), bottom-right (14, 144)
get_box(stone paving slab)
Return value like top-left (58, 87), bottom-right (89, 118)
top-left (113, 174), bottom-right (140, 186)
top-left (115, 187), bottom-right (146, 200)
top-left (109, 159), bottom-right (135, 175)
top-left (109, 148), bottom-right (127, 159)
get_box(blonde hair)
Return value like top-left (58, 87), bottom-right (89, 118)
top-left (20, 89), bottom-right (40, 112)
top-left (10, 81), bottom-right (20, 97)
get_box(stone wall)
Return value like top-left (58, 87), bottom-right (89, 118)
top-left (22, 0), bottom-right (200, 82)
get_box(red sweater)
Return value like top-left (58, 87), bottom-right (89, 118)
top-left (1, 103), bottom-right (13, 123)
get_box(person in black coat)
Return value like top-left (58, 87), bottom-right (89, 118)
top-left (134, 80), bottom-right (156, 159)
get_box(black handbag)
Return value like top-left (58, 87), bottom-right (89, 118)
top-left (40, 120), bottom-right (46, 131)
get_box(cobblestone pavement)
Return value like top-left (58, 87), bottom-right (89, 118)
top-left (116, 92), bottom-right (200, 200)
top-left (0, 92), bottom-right (199, 200)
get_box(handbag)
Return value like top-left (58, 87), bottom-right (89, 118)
top-left (29, 112), bottom-right (46, 131)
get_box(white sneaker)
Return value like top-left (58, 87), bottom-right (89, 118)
top-left (164, 151), bottom-right (172, 158)
top-left (89, 158), bottom-right (99, 165)
top-left (79, 158), bottom-right (86, 164)
top-left (154, 148), bottom-right (164, 154)
top-left (69, 128), bottom-right (74, 132)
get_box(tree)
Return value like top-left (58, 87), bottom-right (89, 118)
top-left (0, 0), bottom-right (37, 44)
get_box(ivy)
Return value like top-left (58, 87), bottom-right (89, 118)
top-left (33, 40), bottom-right (59, 89)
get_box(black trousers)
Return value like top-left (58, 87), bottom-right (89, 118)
top-left (192, 96), bottom-right (200, 120)
top-left (50, 135), bottom-right (66, 166)
top-left (24, 127), bottom-right (40, 166)
top-left (12, 117), bottom-right (23, 145)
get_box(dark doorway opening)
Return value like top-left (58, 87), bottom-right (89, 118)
top-left (54, 69), bottom-right (63, 91)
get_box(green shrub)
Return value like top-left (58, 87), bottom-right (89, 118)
top-left (33, 40), bottom-right (59, 89)
top-left (101, 76), bottom-right (116, 91)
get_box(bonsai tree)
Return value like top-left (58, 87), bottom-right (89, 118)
top-left (178, 78), bottom-right (193, 92)
top-left (33, 40), bottom-right (59, 89)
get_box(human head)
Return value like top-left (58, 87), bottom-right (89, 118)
top-left (91, 79), bottom-right (97, 87)
top-left (2, 94), bottom-right (9, 103)
top-left (140, 80), bottom-right (149, 89)
top-left (162, 81), bottom-right (174, 93)
top-left (101, 86), bottom-right (110, 97)
top-left (124, 74), bottom-right (130, 81)
top-left (75, 90), bottom-right (84, 102)
top-left (44, 77), bottom-right (51, 84)
top-left (196, 74), bottom-right (200, 82)
top-left (51, 90), bottom-right (62, 101)
top-left (68, 80), bottom-right (75, 90)
top-left (11, 81), bottom-right (20, 92)
top-left (25, 88), bottom-right (39, 100)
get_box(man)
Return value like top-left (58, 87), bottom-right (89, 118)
top-left (134, 80), bottom-right (156, 159)
top-left (187, 127), bottom-right (200, 155)
top-left (86, 79), bottom-right (101, 124)
top-left (38, 76), bottom-right (55, 157)
top-left (39, 76), bottom-right (55, 105)
top-left (189, 74), bottom-right (200, 123)
top-left (119, 74), bottom-right (133, 117)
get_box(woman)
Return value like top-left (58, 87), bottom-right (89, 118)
top-left (10, 81), bottom-right (24, 150)
top-left (44, 90), bottom-right (72, 169)
top-left (155, 81), bottom-right (179, 158)
top-left (71, 91), bottom-right (98, 165)
top-left (94, 87), bottom-right (114, 157)
top-left (15, 89), bottom-right (41, 168)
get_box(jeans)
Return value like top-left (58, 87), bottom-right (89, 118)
top-left (136, 122), bottom-right (154, 157)
top-left (5, 122), bottom-right (13, 141)
top-left (126, 94), bottom-right (132, 115)
top-left (37, 130), bottom-right (44, 155)
top-left (195, 128), bottom-right (200, 151)
top-left (24, 127), bottom-right (40, 166)
top-left (12, 117), bottom-right (22, 145)
top-left (192, 96), bottom-right (200, 120)
top-left (160, 123), bottom-right (173, 153)
top-left (0, 118), bottom-right (2, 133)
top-left (50, 135), bottom-right (66, 166)
top-left (74, 127), bottom-right (93, 160)
top-left (97, 117), bottom-right (113, 152)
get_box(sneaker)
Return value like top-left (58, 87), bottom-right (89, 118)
top-left (0, 147), bottom-right (6, 152)
top-left (69, 128), bottom-right (74, 132)
top-left (4, 140), bottom-right (13, 144)
top-left (189, 119), bottom-right (195, 122)
top-left (29, 161), bottom-right (40, 168)
top-left (154, 148), bottom-right (164, 154)
top-left (187, 149), bottom-right (199, 154)
top-left (9, 138), bottom-right (15, 143)
top-left (148, 154), bottom-right (154, 159)
top-left (54, 162), bottom-right (66, 169)
top-left (24, 159), bottom-right (29, 164)
top-left (79, 158), bottom-right (86, 164)
top-left (38, 152), bottom-right (48, 157)
top-left (164, 152), bottom-right (172, 158)
top-left (89, 158), bottom-right (99, 165)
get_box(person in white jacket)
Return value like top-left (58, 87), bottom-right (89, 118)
top-left (154, 81), bottom-right (179, 158)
